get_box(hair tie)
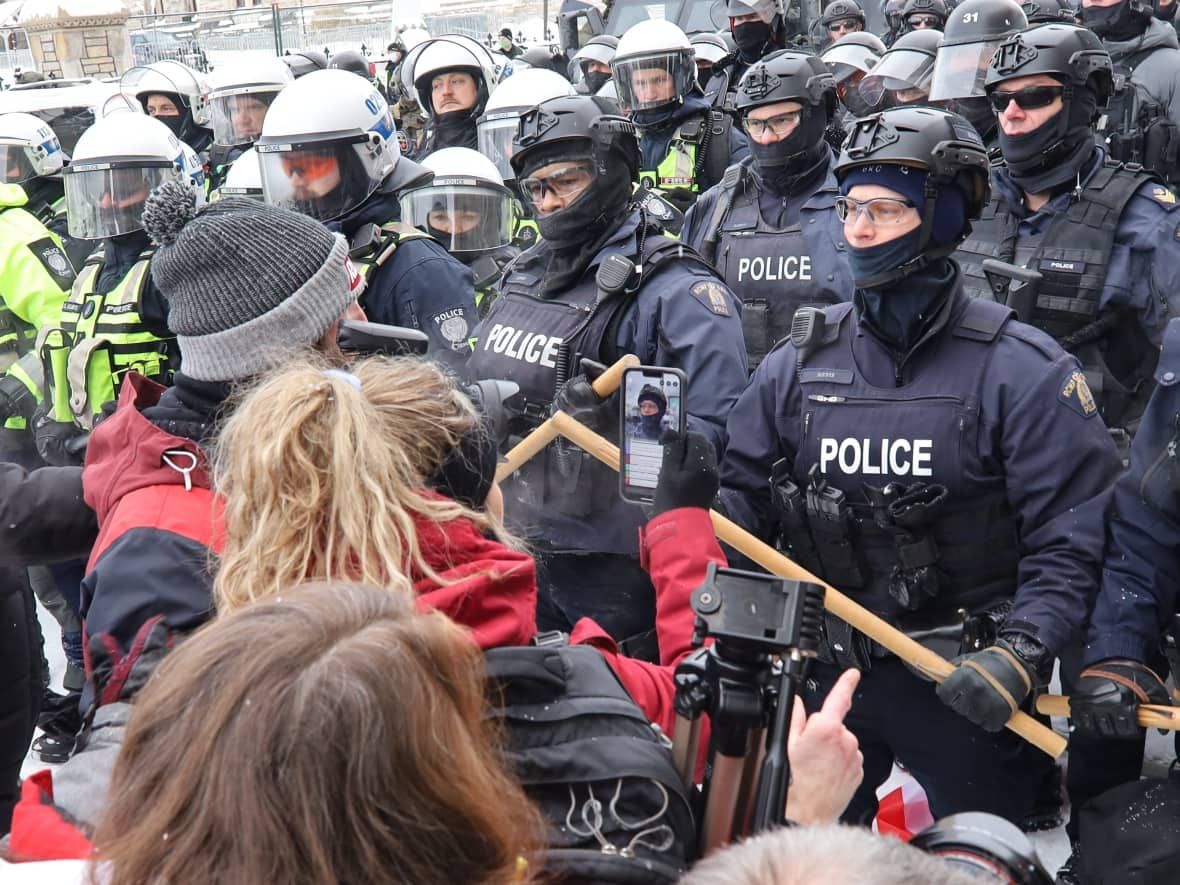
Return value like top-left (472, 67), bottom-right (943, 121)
top-left (322, 368), bottom-right (362, 391)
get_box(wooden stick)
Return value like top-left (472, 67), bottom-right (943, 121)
top-left (495, 354), bottom-right (639, 483)
top-left (549, 411), bottom-right (1068, 759)
top-left (1036, 695), bottom-right (1180, 731)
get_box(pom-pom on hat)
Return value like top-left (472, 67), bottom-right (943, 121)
top-left (142, 180), bottom-right (364, 383)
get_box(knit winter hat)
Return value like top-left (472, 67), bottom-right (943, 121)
top-left (142, 179), bottom-right (364, 383)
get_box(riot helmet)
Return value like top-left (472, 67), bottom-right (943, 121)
top-left (860, 27), bottom-right (942, 108)
top-left (0, 112), bottom-right (63, 184)
top-left (985, 24), bottom-right (1112, 192)
top-left (1021, 0), bottom-right (1080, 24)
top-left (883, 0), bottom-right (908, 35)
top-left (573, 34), bottom-right (619, 95)
top-left (121, 60), bottom-right (211, 147)
top-left (900, 0), bottom-right (948, 32)
top-left (328, 49), bottom-right (373, 79)
top-left (835, 105), bottom-right (990, 285)
top-left (63, 113), bottom-right (205, 240)
top-left (821, 31), bottom-right (887, 117)
top-left (690, 33), bottom-right (733, 82)
top-left (215, 147), bottom-right (263, 201)
top-left (257, 69), bottom-right (423, 222)
top-left (401, 147), bottom-right (517, 259)
top-left (611, 20), bottom-right (696, 120)
top-left (1079, 0), bottom-right (1154, 40)
top-left (930, 0), bottom-right (1028, 101)
top-left (478, 68), bottom-right (576, 180)
top-left (726, 0), bottom-right (785, 64)
top-left (821, 0), bottom-right (867, 39)
top-left (206, 58), bottom-right (293, 148)
top-left (409, 36), bottom-right (498, 118)
top-left (282, 49), bottom-right (328, 79)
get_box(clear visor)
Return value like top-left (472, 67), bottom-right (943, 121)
top-left (399, 183), bottom-right (514, 255)
top-left (0, 144), bottom-right (37, 183)
top-left (612, 53), bottom-right (694, 112)
top-left (477, 114), bottom-right (520, 180)
top-left (64, 162), bottom-right (175, 239)
top-left (209, 88), bottom-right (279, 146)
top-left (858, 49), bottom-right (936, 105)
top-left (821, 43), bottom-right (882, 80)
top-left (257, 136), bottom-right (381, 222)
top-left (929, 40), bottom-right (1000, 102)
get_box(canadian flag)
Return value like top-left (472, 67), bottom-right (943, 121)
top-left (875, 776), bottom-right (933, 841)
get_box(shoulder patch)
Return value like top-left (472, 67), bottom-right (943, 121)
top-left (1150, 185), bottom-right (1178, 207)
top-left (1058, 369), bottom-right (1098, 419)
top-left (689, 279), bottom-right (731, 316)
top-left (27, 237), bottom-right (75, 289)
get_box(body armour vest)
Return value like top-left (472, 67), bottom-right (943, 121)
top-left (956, 159), bottom-right (1158, 428)
top-left (782, 299), bottom-right (1021, 629)
top-left (638, 111), bottom-right (733, 197)
top-left (708, 167), bottom-right (852, 370)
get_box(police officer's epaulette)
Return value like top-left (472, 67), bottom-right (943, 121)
top-left (992, 311), bottom-right (1062, 361)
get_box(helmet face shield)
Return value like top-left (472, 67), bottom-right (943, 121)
top-left (821, 41), bottom-right (882, 83)
top-left (612, 52), bottom-right (694, 112)
top-left (859, 48), bottom-right (936, 105)
top-left (929, 40), bottom-right (1001, 101)
top-left (257, 134), bottom-right (382, 222)
top-left (477, 112), bottom-right (521, 179)
top-left (400, 182), bottom-right (514, 255)
top-left (0, 143), bottom-right (37, 183)
top-left (209, 87), bottom-right (279, 146)
top-left (63, 161), bottom-right (175, 239)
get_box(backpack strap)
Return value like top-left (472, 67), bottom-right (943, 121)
top-left (701, 110), bottom-right (735, 191)
top-left (698, 163), bottom-right (746, 264)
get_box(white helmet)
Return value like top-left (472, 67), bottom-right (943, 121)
top-left (0, 112), bottom-right (63, 183)
top-left (400, 147), bottom-right (517, 258)
top-left (405, 36), bottom-right (499, 118)
top-left (399, 27), bottom-right (430, 51)
top-left (63, 114), bottom-right (205, 240)
top-left (257, 69), bottom-right (423, 222)
top-left (690, 33), bottom-right (732, 67)
top-left (206, 58), bottom-right (293, 148)
top-left (477, 68), bottom-right (576, 180)
top-left (121, 60), bottom-right (211, 126)
top-left (611, 20), bottom-right (696, 113)
top-left (215, 147), bottom-right (263, 201)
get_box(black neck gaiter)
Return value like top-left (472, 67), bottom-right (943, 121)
top-left (855, 256), bottom-right (956, 354)
top-left (998, 88), bottom-right (1098, 195)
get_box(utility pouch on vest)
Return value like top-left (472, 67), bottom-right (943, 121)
top-left (769, 457), bottom-right (823, 575)
top-left (819, 612), bottom-right (873, 671)
top-left (805, 464), bottom-right (864, 589)
top-left (742, 299), bottom-right (771, 369)
top-left (865, 481), bottom-right (948, 613)
top-left (1143, 116), bottom-right (1180, 185)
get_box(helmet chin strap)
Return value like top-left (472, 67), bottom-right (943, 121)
top-left (852, 180), bottom-right (960, 289)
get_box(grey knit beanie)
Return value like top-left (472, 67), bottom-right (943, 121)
top-left (142, 180), bottom-right (364, 382)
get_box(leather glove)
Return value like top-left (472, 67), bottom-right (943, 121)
top-left (1071, 659), bottom-right (1171, 739)
top-left (661, 186), bottom-right (697, 216)
top-left (33, 406), bottom-right (87, 467)
top-left (652, 430), bottom-right (719, 517)
top-left (551, 359), bottom-right (617, 435)
top-left (0, 374), bottom-right (33, 423)
top-left (936, 635), bottom-right (1045, 732)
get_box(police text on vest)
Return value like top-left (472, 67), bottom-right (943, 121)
top-left (482, 324), bottom-right (563, 368)
top-left (737, 255), bottom-right (812, 282)
top-left (819, 438), bottom-right (933, 477)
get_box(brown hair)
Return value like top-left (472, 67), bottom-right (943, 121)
top-left (92, 581), bottom-right (543, 885)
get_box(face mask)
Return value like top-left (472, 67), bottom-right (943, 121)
top-left (154, 113), bottom-right (186, 138)
top-left (852, 229), bottom-right (954, 351)
top-left (499, 37), bottom-right (512, 51)
top-left (533, 155), bottom-right (633, 246)
top-left (584, 71), bottom-right (611, 95)
top-left (945, 97), bottom-right (996, 144)
top-left (997, 88), bottom-right (1097, 194)
top-left (748, 105), bottom-right (830, 195)
top-left (847, 226), bottom-right (923, 287)
top-left (733, 21), bottom-right (773, 60)
top-left (1080, 2), bottom-right (1152, 40)
top-left (433, 109), bottom-right (479, 149)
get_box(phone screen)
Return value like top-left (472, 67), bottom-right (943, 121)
top-left (619, 366), bottom-right (686, 503)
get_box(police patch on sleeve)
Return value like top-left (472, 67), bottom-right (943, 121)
top-left (689, 280), bottom-right (731, 317)
top-left (27, 237), bottom-right (75, 289)
top-left (1058, 370), bottom-right (1098, 419)
top-left (434, 308), bottom-right (470, 350)
top-left (1150, 185), bottom-right (1178, 207)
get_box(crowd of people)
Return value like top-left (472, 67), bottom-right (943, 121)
top-left (0, 0), bottom-right (1174, 881)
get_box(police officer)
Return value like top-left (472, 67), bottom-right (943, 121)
top-left (956, 23), bottom-right (1180, 441)
top-left (899, 0), bottom-right (949, 33)
top-left (467, 95), bottom-right (747, 649)
top-left (35, 114), bottom-right (205, 465)
top-left (1022, 0), bottom-right (1080, 23)
top-left (121, 60), bottom-right (213, 154)
top-left (281, 48), bottom-right (328, 80)
top-left (611, 20), bottom-right (749, 214)
top-left (929, 0), bottom-right (1029, 146)
top-left (400, 147), bottom-right (520, 318)
top-left (204, 59), bottom-right (292, 191)
top-left (719, 105), bottom-right (1121, 824)
top-left (1081, 0), bottom-right (1180, 187)
top-left (572, 34), bottom-right (618, 96)
top-left (691, 32), bottom-right (734, 92)
top-left (682, 51), bottom-right (853, 371)
top-left (408, 35), bottom-right (499, 155)
top-left (858, 27), bottom-right (942, 110)
top-left (820, 0), bottom-right (868, 47)
top-left (708, 0), bottom-right (790, 113)
top-left (257, 70), bottom-right (478, 363)
top-left (821, 30), bottom-right (888, 119)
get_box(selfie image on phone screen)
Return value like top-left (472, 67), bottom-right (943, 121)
top-left (620, 366), bottom-right (685, 503)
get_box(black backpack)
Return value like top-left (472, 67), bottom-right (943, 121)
top-left (485, 643), bottom-right (697, 884)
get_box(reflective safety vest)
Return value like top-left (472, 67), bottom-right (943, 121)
top-left (349, 220), bottom-right (433, 283)
top-left (637, 111), bottom-right (733, 197)
top-left (38, 248), bottom-right (171, 430)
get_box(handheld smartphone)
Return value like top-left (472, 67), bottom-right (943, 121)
top-left (619, 365), bottom-right (687, 504)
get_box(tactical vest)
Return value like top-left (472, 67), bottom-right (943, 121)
top-left (637, 111), bottom-right (733, 197)
top-left (700, 165), bottom-right (852, 370)
top-left (38, 248), bottom-right (170, 430)
top-left (1101, 49), bottom-right (1180, 185)
top-left (468, 244), bottom-right (519, 321)
top-left (0, 205), bottom-right (73, 366)
top-left (956, 160), bottom-right (1158, 427)
top-left (349, 220), bottom-right (433, 284)
top-left (779, 299), bottom-right (1022, 630)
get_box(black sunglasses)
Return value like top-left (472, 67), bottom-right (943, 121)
top-left (987, 85), bottom-right (1064, 113)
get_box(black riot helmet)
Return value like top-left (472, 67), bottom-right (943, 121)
top-left (511, 94), bottom-right (640, 181)
top-left (735, 49), bottom-right (838, 116)
top-left (986, 23), bottom-right (1114, 105)
top-left (901, 0), bottom-right (948, 31)
top-left (836, 106), bottom-right (991, 283)
top-left (282, 49), bottom-right (328, 79)
top-left (821, 0), bottom-right (867, 28)
top-left (328, 49), bottom-right (372, 78)
top-left (937, 0), bottom-right (1028, 47)
top-left (859, 27), bottom-right (942, 108)
top-left (821, 30), bottom-right (887, 115)
top-left (1020, 0), bottom-right (1079, 24)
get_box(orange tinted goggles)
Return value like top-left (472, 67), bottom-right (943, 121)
top-left (279, 151), bottom-right (338, 181)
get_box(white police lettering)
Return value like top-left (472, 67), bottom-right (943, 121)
top-left (482, 324), bottom-right (563, 368)
top-left (818, 438), bottom-right (933, 477)
top-left (736, 254), bottom-right (813, 282)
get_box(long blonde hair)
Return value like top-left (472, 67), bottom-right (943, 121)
top-left (213, 354), bottom-right (496, 614)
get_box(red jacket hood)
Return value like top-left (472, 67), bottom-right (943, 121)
top-left (82, 373), bottom-right (211, 524)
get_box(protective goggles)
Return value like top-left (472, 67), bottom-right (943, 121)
top-left (834, 195), bottom-right (916, 225)
top-left (743, 109), bottom-right (802, 138)
top-left (518, 163), bottom-right (595, 204)
top-left (278, 150), bottom-right (338, 182)
top-left (907, 14), bottom-right (941, 28)
top-left (828, 19), bottom-right (859, 32)
top-left (987, 85), bottom-right (1064, 113)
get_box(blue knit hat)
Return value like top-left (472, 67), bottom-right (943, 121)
top-left (841, 164), bottom-right (968, 246)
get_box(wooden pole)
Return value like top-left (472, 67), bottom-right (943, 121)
top-left (1037, 695), bottom-right (1180, 731)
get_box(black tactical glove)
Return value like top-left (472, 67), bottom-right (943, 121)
top-left (1070, 659), bottom-right (1172, 739)
top-left (660, 186), bottom-right (697, 216)
top-left (33, 406), bottom-right (87, 467)
top-left (652, 430), bottom-right (719, 517)
top-left (551, 359), bottom-right (617, 435)
top-left (936, 634), bottom-right (1047, 732)
top-left (0, 374), bottom-right (33, 423)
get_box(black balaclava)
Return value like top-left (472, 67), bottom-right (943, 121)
top-left (733, 18), bottom-right (777, 63)
top-left (749, 103), bottom-right (831, 196)
top-left (997, 80), bottom-right (1098, 195)
top-left (636, 386), bottom-right (667, 437)
top-left (584, 70), bottom-right (611, 94)
top-left (1080, 0), bottom-right (1153, 39)
top-left (946, 96), bottom-right (998, 144)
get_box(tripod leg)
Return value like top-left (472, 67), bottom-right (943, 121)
top-left (700, 752), bottom-right (747, 854)
top-left (672, 714), bottom-right (702, 787)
